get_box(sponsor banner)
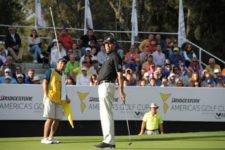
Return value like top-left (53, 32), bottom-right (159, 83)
top-left (0, 85), bottom-right (225, 122)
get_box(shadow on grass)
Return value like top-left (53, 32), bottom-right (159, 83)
top-left (118, 134), bottom-right (225, 143)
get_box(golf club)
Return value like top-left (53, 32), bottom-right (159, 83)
top-left (123, 100), bottom-right (132, 146)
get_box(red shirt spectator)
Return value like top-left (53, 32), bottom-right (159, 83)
top-left (59, 28), bottom-right (73, 50)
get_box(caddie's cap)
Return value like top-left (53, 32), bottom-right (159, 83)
top-left (57, 57), bottom-right (67, 63)
top-left (150, 103), bottom-right (159, 109)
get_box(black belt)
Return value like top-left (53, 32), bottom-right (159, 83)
top-left (99, 80), bottom-right (115, 84)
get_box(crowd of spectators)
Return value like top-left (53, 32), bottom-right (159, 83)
top-left (0, 26), bottom-right (225, 88)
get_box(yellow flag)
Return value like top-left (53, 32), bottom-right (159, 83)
top-left (62, 101), bottom-right (74, 128)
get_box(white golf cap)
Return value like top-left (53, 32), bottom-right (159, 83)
top-left (150, 103), bottom-right (159, 109)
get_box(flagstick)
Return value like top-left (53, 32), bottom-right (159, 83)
top-left (49, 7), bottom-right (61, 58)
top-left (84, 0), bottom-right (87, 35)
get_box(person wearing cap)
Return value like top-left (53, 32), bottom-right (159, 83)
top-left (206, 58), bottom-right (221, 76)
top-left (5, 26), bottom-right (22, 62)
top-left (33, 75), bottom-right (41, 84)
top-left (94, 36), bottom-right (126, 149)
top-left (41, 57), bottom-right (70, 144)
top-left (169, 47), bottom-right (185, 66)
top-left (79, 47), bottom-right (93, 66)
top-left (16, 73), bottom-right (24, 84)
top-left (76, 67), bottom-right (91, 85)
top-left (50, 40), bottom-right (67, 68)
top-left (0, 68), bottom-right (17, 84)
top-left (139, 103), bottom-right (164, 135)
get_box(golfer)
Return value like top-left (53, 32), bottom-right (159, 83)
top-left (41, 57), bottom-right (70, 144)
top-left (94, 36), bottom-right (126, 149)
top-left (139, 103), bottom-right (164, 135)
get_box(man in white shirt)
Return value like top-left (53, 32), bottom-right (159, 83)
top-left (152, 44), bottom-right (165, 66)
top-left (50, 40), bottom-right (67, 68)
top-left (76, 67), bottom-right (91, 85)
top-left (97, 44), bottom-right (107, 66)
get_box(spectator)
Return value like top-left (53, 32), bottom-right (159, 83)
top-left (79, 28), bottom-right (97, 56)
top-left (176, 78), bottom-right (184, 87)
top-left (139, 103), bottom-right (164, 135)
top-left (205, 58), bottom-right (221, 76)
top-left (124, 45), bottom-right (140, 72)
top-left (14, 65), bottom-right (25, 80)
top-left (189, 72), bottom-right (201, 87)
top-left (201, 70), bottom-right (213, 87)
top-left (142, 55), bottom-right (154, 72)
top-left (0, 68), bottom-right (17, 84)
top-left (97, 44), bottom-right (107, 66)
top-left (162, 60), bottom-right (172, 78)
top-left (5, 26), bottom-right (22, 62)
top-left (188, 57), bottom-right (202, 75)
top-left (152, 71), bottom-right (162, 86)
top-left (28, 29), bottom-right (43, 63)
top-left (179, 63), bottom-right (189, 86)
top-left (123, 72), bottom-right (137, 86)
top-left (71, 43), bottom-right (81, 61)
top-left (139, 34), bottom-right (155, 52)
top-left (169, 47), bottom-right (185, 66)
top-left (90, 74), bottom-right (98, 86)
top-left (3, 76), bottom-right (12, 84)
top-left (24, 69), bottom-right (35, 84)
top-left (168, 73), bottom-right (176, 87)
top-left (76, 67), bottom-right (91, 85)
top-left (183, 43), bottom-right (197, 67)
top-left (0, 41), bottom-right (8, 66)
top-left (16, 73), bottom-right (24, 84)
top-left (80, 47), bottom-right (93, 66)
top-left (4, 55), bottom-right (16, 76)
top-left (206, 79), bottom-right (214, 88)
top-left (91, 46), bottom-right (98, 61)
top-left (139, 45), bottom-right (152, 64)
top-left (65, 53), bottom-right (79, 77)
top-left (58, 28), bottom-right (73, 50)
top-left (152, 44), bottom-right (165, 66)
top-left (139, 79), bottom-right (147, 86)
top-left (50, 40), bottom-right (67, 68)
top-left (161, 77), bottom-right (168, 87)
top-left (155, 34), bottom-right (166, 52)
top-left (214, 70), bottom-right (224, 87)
top-left (89, 60), bottom-right (99, 75)
top-left (33, 75), bottom-right (41, 84)
top-left (148, 78), bottom-right (156, 87)
top-left (63, 48), bottom-right (74, 62)
top-left (66, 77), bottom-right (75, 85)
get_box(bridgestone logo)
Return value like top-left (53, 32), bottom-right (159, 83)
top-left (0, 96), bottom-right (33, 101)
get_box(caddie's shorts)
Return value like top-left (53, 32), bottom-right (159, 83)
top-left (145, 129), bottom-right (159, 135)
top-left (43, 96), bottom-right (64, 120)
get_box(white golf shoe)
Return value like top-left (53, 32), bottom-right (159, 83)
top-left (41, 138), bottom-right (53, 144)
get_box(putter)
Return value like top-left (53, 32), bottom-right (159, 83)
top-left (123, 101), bottom-right (132, 146)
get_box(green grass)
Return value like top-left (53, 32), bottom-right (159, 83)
top-left (0, 131), bottom-right (225, 150)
